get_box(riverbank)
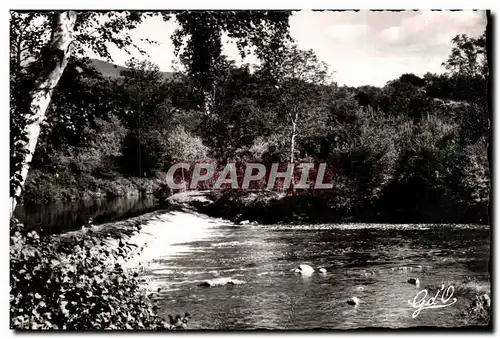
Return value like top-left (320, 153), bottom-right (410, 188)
top-left (164, 190), bottom-right (489, 225)
top-left (14, 195), bottom-right (163, 235)
top-left (22, 168), bottom-right (167, 205)
top-left (11, 192), bottom-right (491, 329)
top-left (10, 201), bottom-right (221, 330)
top-left (10, 215), bottom-right (172, 330)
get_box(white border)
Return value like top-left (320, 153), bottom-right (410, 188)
top-left (2, 1), bottom-right (498, 338)
top-left (1, 1), bottom-right (498, 10)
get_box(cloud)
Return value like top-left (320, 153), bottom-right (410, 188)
top-left (316, 10), bottom-right (487, 86)
top-left (88, 10), bottom-right (488, 87)
top-left (378, 10), bottom-right (486, 51)
top-left (324, 24), bottom-right (370, 41)
top-left (379, 26), bottom-right (400, 44)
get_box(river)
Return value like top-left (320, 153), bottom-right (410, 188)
top-left (14, 195), bottom-right (159, 234)
top-left (17, 198), bottom-right (491, 329)
top-left (135, 215), bottom-right (490, 329)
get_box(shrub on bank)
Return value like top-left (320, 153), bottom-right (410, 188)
top-left (10, 219), bottom-right (179, 330)
top-left (23, 169), bottom-right (164, 205)
top-left (463, 294), bottom-right (491, 326)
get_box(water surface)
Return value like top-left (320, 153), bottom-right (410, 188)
top-left (17, 197), bottom-right (490, 329)
top-left (145, 222), bottom-right (490, 330)
top-left (14, 195), bottom-right (159, 234)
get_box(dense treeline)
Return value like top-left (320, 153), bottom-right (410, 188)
top-left (12, 19), bottom-right (489, 223)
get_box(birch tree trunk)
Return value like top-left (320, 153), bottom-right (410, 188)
top-left (10, 11), bottom-right (78, 216)
top-left (289, 114), bottom-right (298, 192)
top-left (290, 115), bottom-right (297, 164)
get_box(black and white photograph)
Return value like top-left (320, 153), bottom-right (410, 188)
top-left (8, 7), bottom-right (491, 331)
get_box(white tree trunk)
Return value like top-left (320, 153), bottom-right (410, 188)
top-left (290, 117), bottom-right (297, 164)
top-left (10, 11), bottom-right (77, 216)
top-left (289, 117), bottom-right (298, 192)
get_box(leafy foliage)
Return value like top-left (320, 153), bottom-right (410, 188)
top-left (165, 125), bottom-right (208, 164)
top-left (120, 129), bottom-right (168, 178)
top-left (10, 218), bottom-right (185, 330)
top-left (11, 11), bottom-right (489, 223)
top-left (463, 293), bottom-right (491, 326)
top-left (444, 32), bottom-right (487, 79)
top-left (169, 10), bottom-right (292, 111)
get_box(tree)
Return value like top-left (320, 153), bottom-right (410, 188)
top-left (355, 85), bottom-right (382, 111)
top-left (37, 59), bottom-right (116, 154)
top-left (443, 32), bottom-right (487, 80)
top-left (260, 45), bottom-right (331, 164)
top-left (10, 10), bottom-right (151, 214)
top-left (448, 31), bottom-right (489, 140)
top-left (10, 10), bottom-right (293, 214)
top-left (169, 10), bottom-right (293, 115)
top-left (10, 11), bottom-right (78, 213)
top-left (165, 125), bottom-right (208, 164)
top-left (196, 60), bottom-right (274, 162)
top-left (117, 59), bottom-right (172, 129)
top-left (382, 75), bottom-right (433, 121)
top-left (120, 129), bottom-right (168, 177)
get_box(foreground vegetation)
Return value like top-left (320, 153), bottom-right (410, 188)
top-left (10, 217), bottom-right (188, 330)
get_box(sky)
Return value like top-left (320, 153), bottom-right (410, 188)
top-left (88, 10), bottom-right (487, 87)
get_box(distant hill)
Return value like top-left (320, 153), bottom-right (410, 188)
top-left (89, 58), bottom-right (174, 80)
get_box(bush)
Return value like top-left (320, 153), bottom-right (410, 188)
top-left (10, 219), bottom-right (181, 330)
top-left (247, 135), bottom-right (287, 162)
top-left (165, 125), bottom-right (208, 164)
top-left (463, 293), bottom-right (491, 326)
top-left (462, 137), bottom-right (490, 205)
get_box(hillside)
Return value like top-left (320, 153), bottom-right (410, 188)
top-left (90, 58), bottom-right (174, 80)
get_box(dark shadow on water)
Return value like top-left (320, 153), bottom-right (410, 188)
top-left (14, 195), bottom-right (161, 235)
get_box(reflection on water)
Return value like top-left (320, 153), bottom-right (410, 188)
top-left (146, 223), bottom-right (490, 330)
top-left (14, 195), bottom-right (159, 234)
top-left (13, 195), bottom-right (491, 329)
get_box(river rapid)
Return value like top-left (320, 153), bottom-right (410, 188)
top-left (21, 196), bottom-right (489, 330)
top-left (126, 211), bottom-right (490, 330)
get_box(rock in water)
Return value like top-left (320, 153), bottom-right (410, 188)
top-left (407, 278), bottom-right (420, 287)
top-left (239, 220), bottom-right (250, 225)
top-left (480, 294), bottom-right (491, 308)
top-left (347, 297), bottom-right (360, 306)
top-left (198, 277), bottom-right (245, 287)
top-left (319, 268), bottom-right (327, 273)
top-left (292, 264), bottom-right (315, 275)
